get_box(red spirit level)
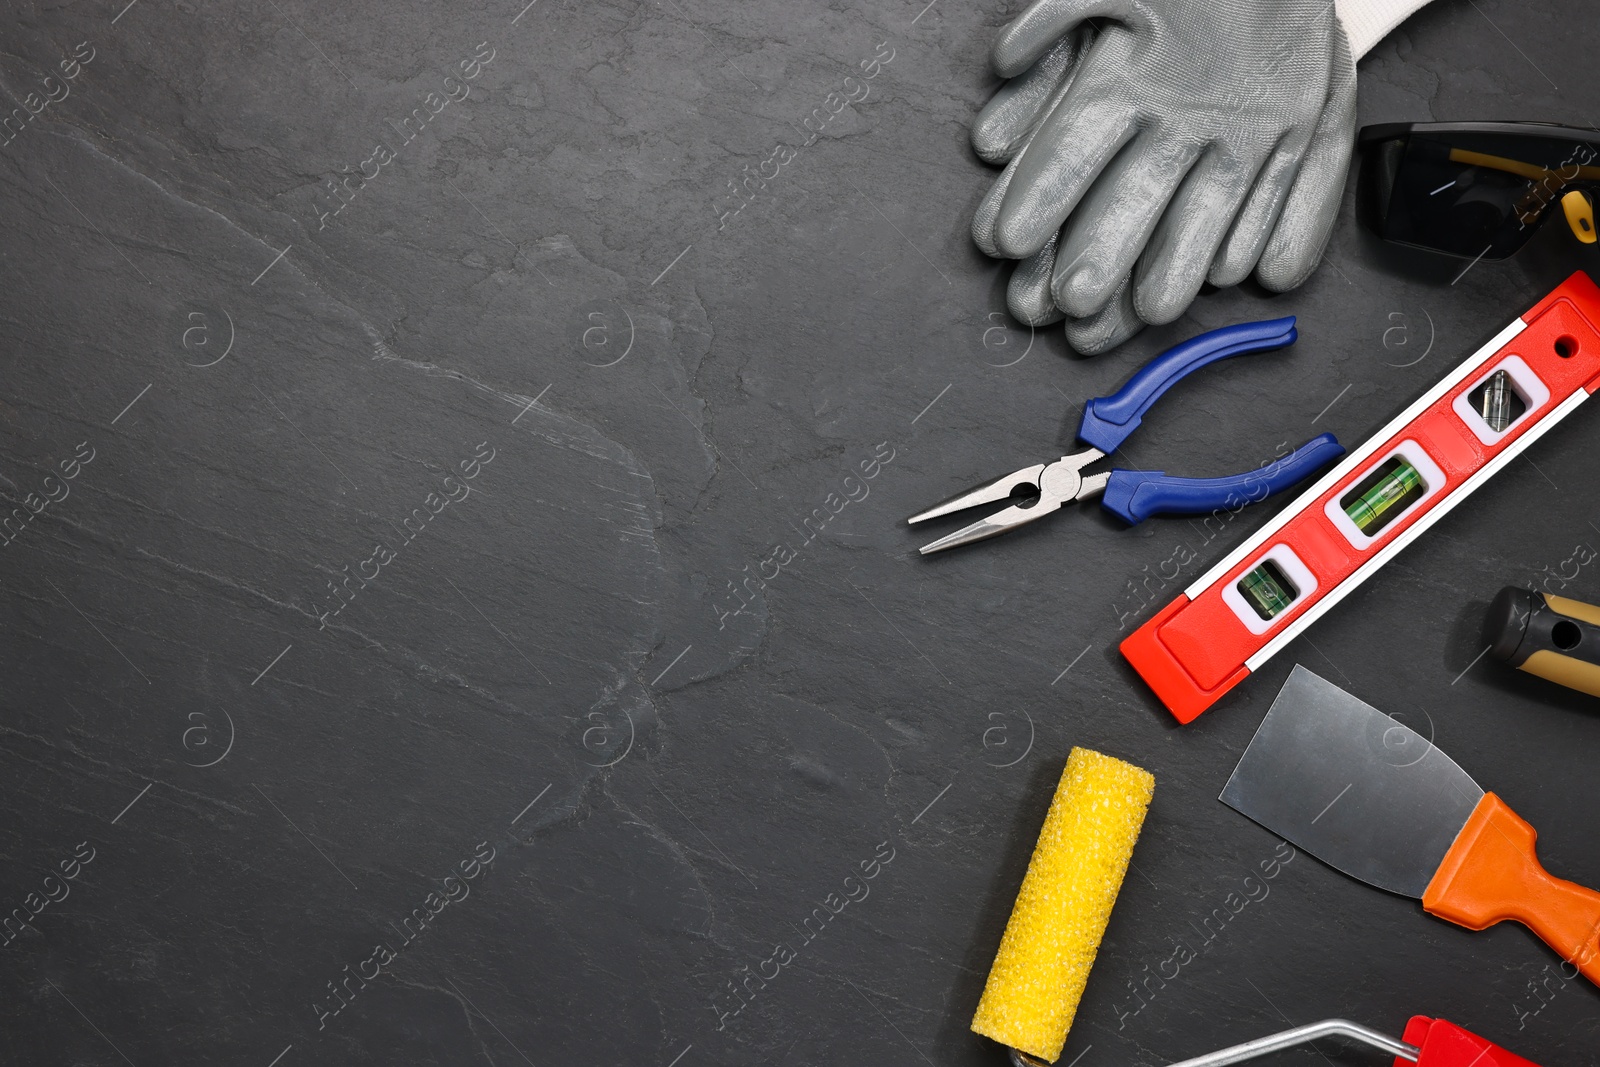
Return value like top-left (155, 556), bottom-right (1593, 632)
top-left (1122, 271), bottom-right (1600, 723)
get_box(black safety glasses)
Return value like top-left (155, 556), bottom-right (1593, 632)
top-left (1359, 121), bottom-right (1600, 260)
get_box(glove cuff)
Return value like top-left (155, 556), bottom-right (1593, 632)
top-left (1336, 0), bottom-right (1437, 58)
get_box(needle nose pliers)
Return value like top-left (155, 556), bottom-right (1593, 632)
top-left (908, 318), bottom-right (1346, 555)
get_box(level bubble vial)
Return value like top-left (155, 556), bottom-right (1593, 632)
top-left (1238, 560), bottom-right (1299, 621)
top-left (1341, 457), bottom-right (1428, 537)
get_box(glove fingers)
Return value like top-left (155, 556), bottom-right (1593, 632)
top-left (972, 30), bottom-right (1092, 165)
top-left (1061, 271), bottom-right (1145, 355)
top-left (1133, 149), bottom-right (1262, 325)
top-left (1207, 130), bottom-right (1312, 289)
top-left (1256, 40), bottom-right (1357, 292)
top-left (972, 155), bottom-right (1022, 257)
top-left (994, 80), bottom-right (1139, 259)
top-left (1007, 230), bottom-right (1068, 326)
top-left (994, 0), bottom-right (1130, 77)
top-left (1050, 133), bottom-right (1202, 318)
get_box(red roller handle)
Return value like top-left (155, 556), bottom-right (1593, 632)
top-left (1400, 1016), bottom-right (1543, 1067)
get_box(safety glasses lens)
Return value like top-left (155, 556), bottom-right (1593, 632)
top-left (1364, 129), bottom-right (1600, 259)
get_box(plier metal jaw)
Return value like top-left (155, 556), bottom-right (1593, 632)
top-left (908, 448), bottom-right (1108, 554)
top-left (909, 318), bottom-right (1346, 555)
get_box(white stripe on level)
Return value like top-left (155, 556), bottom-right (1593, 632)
top-left (1244, 385), bottom-right (1592, 671)
top-left (1184, 316), bottom-right (1529, 600)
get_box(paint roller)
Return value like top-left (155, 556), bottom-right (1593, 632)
top-left (971, 746), bottom-right (1155, 1064)
top-left (971, 748), bottom-right (1546, 1067)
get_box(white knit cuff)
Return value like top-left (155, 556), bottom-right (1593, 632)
top-left (1336, 0), bottom-right (1437, 58)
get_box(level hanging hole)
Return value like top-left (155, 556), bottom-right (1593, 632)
top-left (1553, 619), bottom-right (1582, 650)
top-left (1555, 335), bottom-right (1578, 358)
top-left (1466, 369), bottom-right (1527, 433)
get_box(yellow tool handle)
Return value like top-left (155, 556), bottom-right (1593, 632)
top-left (1486, 587), bottom-right (1600, 697)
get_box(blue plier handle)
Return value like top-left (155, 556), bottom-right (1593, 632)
top-left (908, 317), bottom-right (1345, 554)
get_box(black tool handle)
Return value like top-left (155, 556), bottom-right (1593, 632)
top-left (1486, 587), bottom-right (1600, 697)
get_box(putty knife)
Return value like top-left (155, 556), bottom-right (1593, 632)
top-left (1221, 665), bottom-right (1600, 985)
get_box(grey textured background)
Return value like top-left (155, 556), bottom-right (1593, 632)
top-left (2, 1), bottom-right (1599, 1065)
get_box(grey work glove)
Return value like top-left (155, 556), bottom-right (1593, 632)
top-left (970, 0), bottom-right (1357, 346)
top-left (970, 31), bottom-right (1145, 352)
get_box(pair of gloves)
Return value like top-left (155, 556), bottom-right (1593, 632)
top-left (970, 0), bottom-right (1368, 353)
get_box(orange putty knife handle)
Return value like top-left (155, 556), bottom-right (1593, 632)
top-left (1422, 793), bottom-right (1600, 985)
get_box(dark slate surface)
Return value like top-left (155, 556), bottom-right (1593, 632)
top-left (2, 1), bottom-right (1599, 1064)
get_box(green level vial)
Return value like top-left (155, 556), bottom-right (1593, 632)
top-left (1341, 457), bottom-right (1426, 536)
top-left (1238, 560), bottom-right (1298, 621)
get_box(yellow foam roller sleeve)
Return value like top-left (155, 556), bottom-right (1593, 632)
top-left (971, 747), bottom-right (1155, 1062)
